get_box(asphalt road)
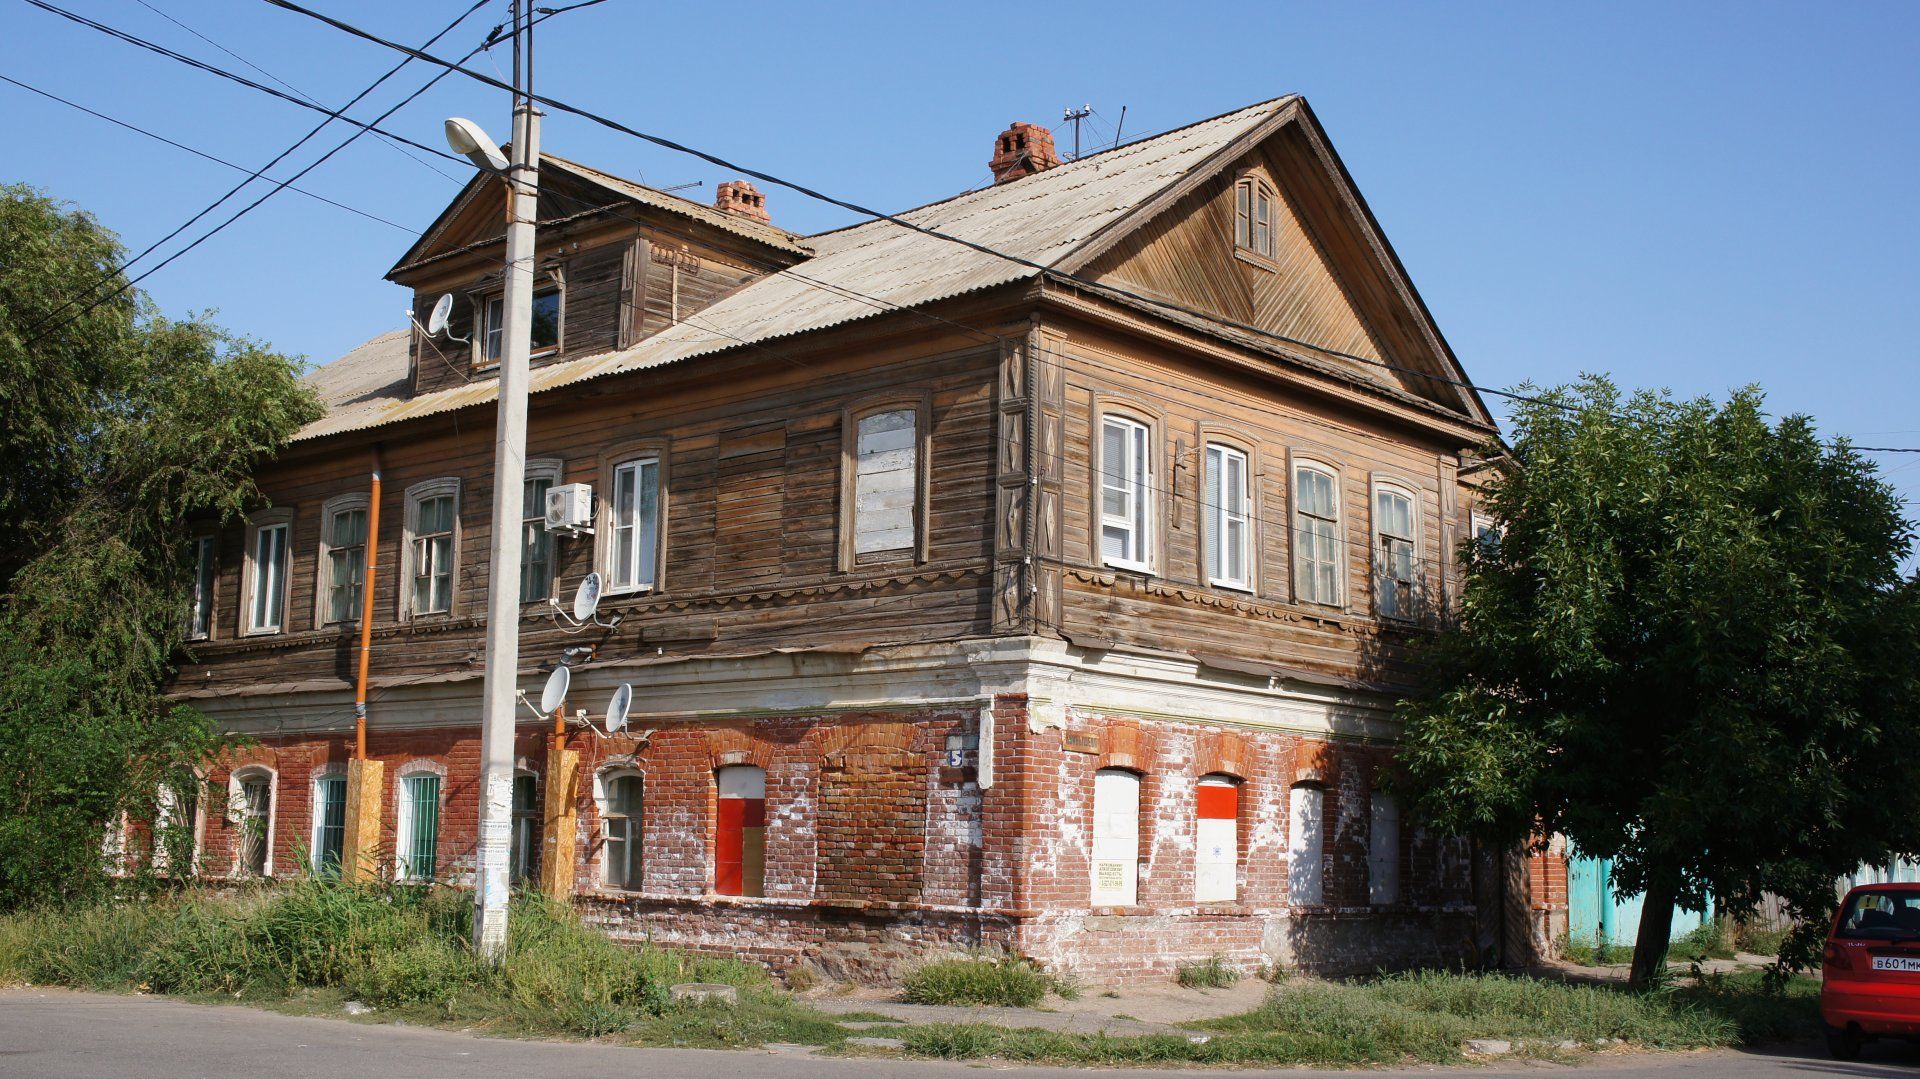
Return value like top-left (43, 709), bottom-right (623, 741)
top-left (2, 988), bottom-right (1917, 1078)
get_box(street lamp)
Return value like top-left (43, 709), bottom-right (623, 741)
top-left (448, 95), bottom-right (542, 963)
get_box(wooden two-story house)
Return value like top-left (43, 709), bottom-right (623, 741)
top-left (170, 96), bottom-right (1500, 979)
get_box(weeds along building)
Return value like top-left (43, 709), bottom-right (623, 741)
top-left (168, 96), bottom-right (1504, 980)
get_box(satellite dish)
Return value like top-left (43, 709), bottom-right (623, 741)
top-left (572, 572), bottom-right (602, 622)
top-left (606, 683), bottom-right (632, 733)
top-left (538, 664), bottom-right (571, 715)
top-left (425, 293), bottom-right (454, 337)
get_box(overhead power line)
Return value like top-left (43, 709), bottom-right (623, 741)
top-left (18, 0), bottom-right (493, 342)
top-left (0, 73), bottom-right (417, 235)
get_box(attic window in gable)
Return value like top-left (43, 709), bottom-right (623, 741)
top-left (1233, 176), bottom-right (1277, 262)
top-left (480, 284), bottom-right (562, 365)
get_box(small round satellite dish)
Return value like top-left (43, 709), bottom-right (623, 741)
top-left (572, 572), bottom-right (602, 622)
top-left (538, 664), bottom-right (571, 715)
top-left (425, 293), bottom-right (454, 336)
top-left (606, 683), bottom-right (632, 733)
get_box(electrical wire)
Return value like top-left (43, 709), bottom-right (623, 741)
top-left (17, 0), bottom-right (495, 343)
top-left (0, 73), bottom-right (419, 235)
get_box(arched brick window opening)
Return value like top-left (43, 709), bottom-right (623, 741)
top-left (1195, 774), bottom-right (1240, 902)
top-left (1091, 767), bottom-right (1142, 906)
top-left (715, 765), bottom-right (765, 897)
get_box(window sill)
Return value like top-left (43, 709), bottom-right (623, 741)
top-left (1102, 559), bottom-right (1154, 577)
top-left (1233, 248), bottom-right (1280, 273)
top-left (1208, 578), bottom-right (1255, 594)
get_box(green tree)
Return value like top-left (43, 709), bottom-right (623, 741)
top-left (0, 184), bottom-right (320, 909)
top-left (1397, 376), bottom-right (1920, 988)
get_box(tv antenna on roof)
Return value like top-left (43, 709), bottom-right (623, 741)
top-left (1063, 104), bottom-right (1093, 160)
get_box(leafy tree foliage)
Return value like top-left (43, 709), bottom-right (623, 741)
top-left (1397, 377), bottom-right (1920, 987)
top-left (0, 184), bottom-right (320, 909)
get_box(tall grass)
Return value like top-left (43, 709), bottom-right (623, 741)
top-left (901, 954), bottom-right (1051, 1007)
top-left (903, 970), bottom-right (1819, 1066)
top-left (0, 879), bottom-right (763, 1037)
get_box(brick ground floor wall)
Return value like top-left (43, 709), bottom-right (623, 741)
top-left (190, 694), bottom-right (1479, 981)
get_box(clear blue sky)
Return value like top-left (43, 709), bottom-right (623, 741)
top-left (9, 0), bottom-right (1918, 546)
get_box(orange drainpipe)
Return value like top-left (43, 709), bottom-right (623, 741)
top-left (353, 443), bottom-right (383, 759)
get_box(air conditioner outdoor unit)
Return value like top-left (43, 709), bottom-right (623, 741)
top-left (544, 482), bottom-right (594, 535)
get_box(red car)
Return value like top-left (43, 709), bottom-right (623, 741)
top-left (1823, 881), bottom-right (1920, 1059)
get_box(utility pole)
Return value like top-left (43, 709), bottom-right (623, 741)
top-left (469, 0), bottom-right (540, 962)
top-left (1063, 104), bottom-right (1092, 160)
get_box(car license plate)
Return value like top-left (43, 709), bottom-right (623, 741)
top-left (1871, 955), bottom-right (1920, 972)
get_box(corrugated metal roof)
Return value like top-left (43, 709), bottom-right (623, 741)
top-left (544, 154), bottom-right (813, 255)
top-left (297, 98), bottom-right (1294, 443)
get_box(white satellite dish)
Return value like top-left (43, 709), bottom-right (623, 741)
top-left (572, 572), bottom-right (602, 622)
top-left (606, 683), bottom-right (632, 733)
top-left (538, 664), bottom-right (571, 715)
top-left (425, 293), bottom-right (454, 337)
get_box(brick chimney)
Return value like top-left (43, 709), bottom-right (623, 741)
top-left (714, 179), bottom-right (770, 223)
top-left (989, 121), bottom-right (1061, 185)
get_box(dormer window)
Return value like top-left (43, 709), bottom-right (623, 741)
top-left (1233, 176), bottom-right (1277, 262)
top-left (480, 283), bottom-right (562, 365)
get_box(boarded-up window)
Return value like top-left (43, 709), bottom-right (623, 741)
top-left (1091, 768), bottom-right (1141, 906)
top-left (818, 744), bottom-right (925, 903)
top-left (1369, 791), bottom-right (1400, 905)
top-left (715, 765), bottom-right (765, 897)
top-left (1195, 775), bottom-right (1239, 902)
top-left (1288, 784), bottom-right (1324, 905)
top-left (853, 409), bottom-right (917, 556)
top-left (601, 773), bottom-right (643, 890)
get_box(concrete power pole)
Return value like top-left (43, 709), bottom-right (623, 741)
top-left (470, 1), bottom-right (540, 963)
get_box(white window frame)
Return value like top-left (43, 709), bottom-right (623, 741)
top-left (188, 534), bottom-right (217, 640)
top-left (228, 765), bottom-right (277, 877)
top-left (1369, 791), bottom-right (1401, 906)
top-left (315, 492), bottom-right (371, 629)
top-left (594, 765), bottom-right (644, 891)
top-left (1372, 480), bottom-right (1419, 620)
top-left (1291, 461), bottom-right (1344, 608)
top-left (521, 458), bottom-right (563, 605)
top-left (241, 511), bottom-right (292, 636)
top-left (1203, 443), bottom-right (1253, 591)
top-left (153, 775), bottom-right (204, 876)
top-left (394, 763), bottom-right (444, 883)
top-left (399, 478), bottom-right (460, 620)
top-left (604, 456), bottom-right (662, 594)
top-left (1097, 414), bottom-right (1154, 573)
top-left (310, 767), bottom-right (347, 875)
top-left (1287, 783), bottom-right (1324, 906)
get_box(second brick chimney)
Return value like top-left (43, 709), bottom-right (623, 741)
top-left (989, 122), bottom-right (1061, 185)
top-left (714, 179), bottom-right (770, 223)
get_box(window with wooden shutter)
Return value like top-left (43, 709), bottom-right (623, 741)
top-left (1195, 775), bottom-right (1239, 902)
top-left (715, 765), bottom-right (765, 897)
